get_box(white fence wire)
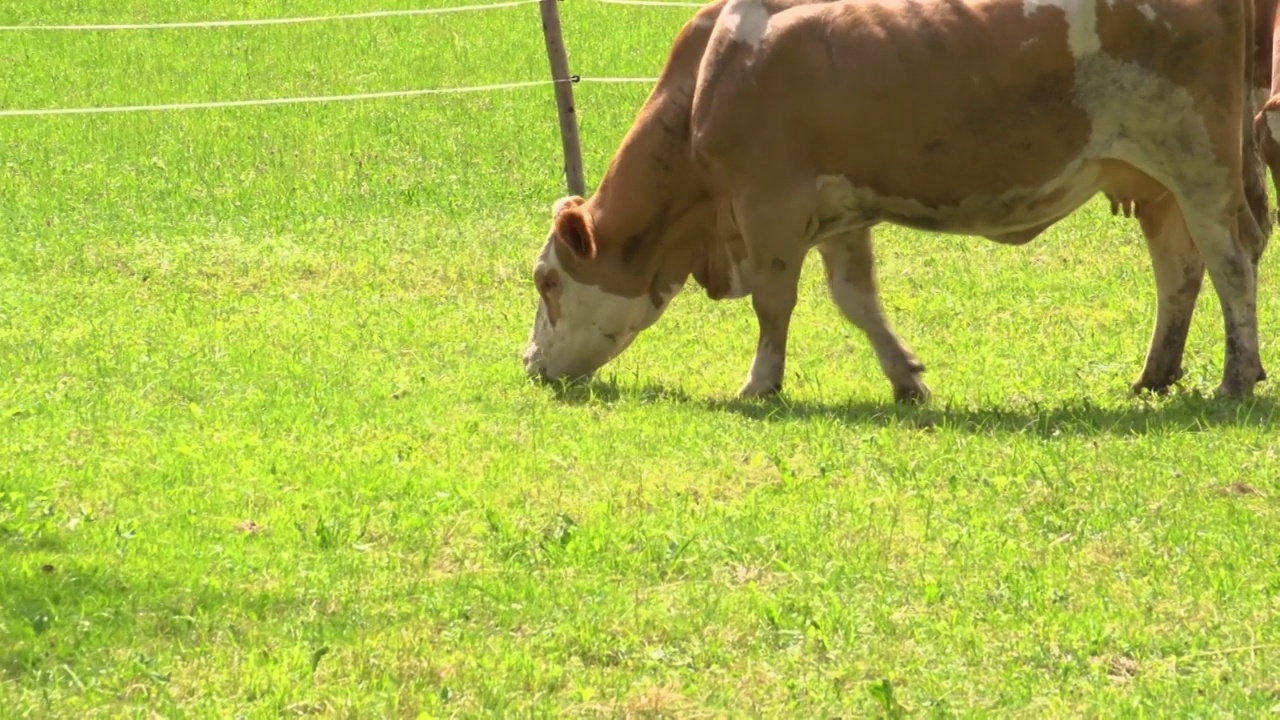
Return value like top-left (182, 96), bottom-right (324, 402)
top-left (0, 1), bottom-right (544, 30)
top-left (0, 0), bottom-right (701, 31)
top-left (0, 0), bottom-right (688, 117)
top-left (595, 0), bottom-right (704, 6)
top-left (0, 77), bottom-right (661, 117)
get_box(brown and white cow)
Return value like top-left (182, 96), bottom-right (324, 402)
top-left (523, 0), bottom-right (1270, 402)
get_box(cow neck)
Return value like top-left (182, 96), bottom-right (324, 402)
top-left (585, 88), bottom-right (707, 287)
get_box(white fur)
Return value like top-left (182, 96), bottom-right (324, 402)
top-left (803, 33), bottom-right (1229, 247)
top-left (1023, 0), bottom-right (1100, 58)
top-left (657, 281), bottom-right (685, 308)
top-left (525, 243), bottom-right (683, 380)
top-left (745, 338), bottom-right (784, 390)
top-left (722, 0), bottom-right (770, 50)
top-left (812, 172), bottom-right (1090, 242)
top-left (1075, 53), bottom-right (1228, 221)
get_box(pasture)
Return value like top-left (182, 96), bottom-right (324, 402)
top-left (3, 0), bottom-right (1280, 715)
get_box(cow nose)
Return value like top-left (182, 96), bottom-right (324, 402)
top-left (522, 350), bottom-right (548, 382)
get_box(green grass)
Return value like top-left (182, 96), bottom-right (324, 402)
top-left (3, 1), bottom-right (1280, 716)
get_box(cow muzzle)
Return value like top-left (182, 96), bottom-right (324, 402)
top-left (522, 343), bottom-right (597, 385)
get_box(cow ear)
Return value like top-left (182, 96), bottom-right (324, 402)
top-left (552, 195), bottom-right (585, 219)
top-left (555, 206), bottom-right (596, 259)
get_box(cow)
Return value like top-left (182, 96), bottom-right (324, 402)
top-left (522, 0), bottom-right (1271, 403)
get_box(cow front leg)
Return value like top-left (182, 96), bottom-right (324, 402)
top-left (819, 228), bottom-right (929, 403)
top-left (732, 188), bottom-right (813, 399)
top-left (738, 256), bottom-right (804, 398)
top-left (1132, 194), bottom-right (1204, 394)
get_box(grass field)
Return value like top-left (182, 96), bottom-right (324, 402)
top-left (3, 0), bottom-right (1280, 716)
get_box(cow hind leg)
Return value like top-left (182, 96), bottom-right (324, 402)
top-left (1131, 194), bottom-right (1205, 395)
top-left (1240, 202), bottom-right (1270, 384)
top-left (818, 228), bottom-right (930, 404)
top-left (1181, 203), bottom-right (1266, 397)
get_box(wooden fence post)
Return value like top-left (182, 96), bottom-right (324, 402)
top-left (539, 0), bottom-right (587, 196)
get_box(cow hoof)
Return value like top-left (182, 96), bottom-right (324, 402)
top-left (893, 380), bottom-right (931, 405)
top-left (1130, 367), bottom-right (1184, 396)
top-left (738, 378), bottom-right (783, 399)
top-left (1214, 379), bottom-right (1257, 399)
top-left (1130, 380), bottom-right (1172, 396)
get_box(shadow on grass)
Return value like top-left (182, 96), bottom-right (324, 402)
top-left (707, 391), bottom-right (1279, 437)
top-left (547, 377), bottom-right (702, 407)
top-left (0, 560), bottom-right (133, 682)
top-left (547, 378), bottom-right (624, 405)
top-left (0, 550), bottom-right (334, 685)
top-left (543, 377), bottom-right (1279, 436)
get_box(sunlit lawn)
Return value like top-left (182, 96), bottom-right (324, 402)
top-left (2, 0), bottom-right (1279, 715)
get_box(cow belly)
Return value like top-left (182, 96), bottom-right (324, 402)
top-left (813, 171), bottom-right (1098, 243)
top-left (985, 220), bottom-right (1061, 245)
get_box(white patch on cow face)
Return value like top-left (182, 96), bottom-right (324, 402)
top-left (1136, 3), bottom-right (1156, 21)
top-left (523, 242), bottom-right (678, 383)
top-left (1023, 0), bottom-right (1099, 58)
top-left (721, 0), bottom-right (769, 50)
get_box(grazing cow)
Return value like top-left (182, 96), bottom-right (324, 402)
top-left (523, 0), bottom-right (1270, 402)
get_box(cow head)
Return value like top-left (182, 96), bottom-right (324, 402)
top-left (522, 196), bottom-right (685, 384)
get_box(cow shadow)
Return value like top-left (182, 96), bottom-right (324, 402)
top-left (547, 378), bottom-right (624, 405)
top-left (701, 390), bottom-right (1279, 437)
top-left (546, 377), bottom-right (696, 406)
top-left (543, 376), bottom-right (1278, 436)
top-left (0, 538), bottom-right (344, 687)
